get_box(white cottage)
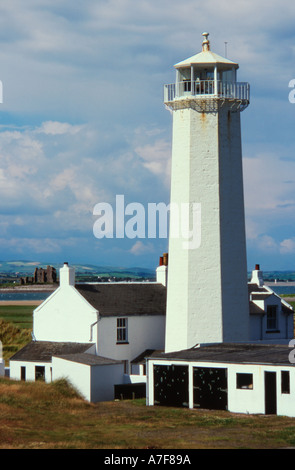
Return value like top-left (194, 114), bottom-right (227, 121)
top-left (248, 265), bottom-right (294, 343)
top-left (9, 262), bottom-right (166, 402)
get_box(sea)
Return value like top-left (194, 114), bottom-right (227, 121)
top-left (0, 283), bottom-right (295, 302)
top-left (0, 291), bottom-right (52, 302)
top-left (266, 285), bottom-right (295, 296)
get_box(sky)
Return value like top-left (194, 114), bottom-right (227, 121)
top-left (0, 0), bottom-right (295, 272)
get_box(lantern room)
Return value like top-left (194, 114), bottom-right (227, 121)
top-left (164, 32), bottom-right (250, 111)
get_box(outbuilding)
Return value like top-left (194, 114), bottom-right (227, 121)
top-left (146, 343), bottom-right (295, 417)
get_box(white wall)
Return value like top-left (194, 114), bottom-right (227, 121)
top-left (52, 357), bottom-right (91, 400)
top-left (33, 286), bottom-right (99, 345)
top-left (52, 356), bottom-right (124, 402)
top-left (97, 315), bottom-right (165, 366)
top-left (228, 363), bottom-right (295, 417)
top-left (90, 363), bottom-right (124, 402)
top-left (0, 340), bottom-right (4, 377)
top-left (9, 360), bottom-right (53, 383)
top-left (0, 359), bottom-right (4, 377)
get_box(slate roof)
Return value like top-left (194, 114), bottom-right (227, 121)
top-left (148, 343), bottom-right (295, 366)
top-left (131, 349), bottom-right (163, 364)
top-left (10, 341), bottom-right (94, 363)
top-left (76, 283), bottom-right (167, 317)
top-left (251, 293), bottom-right (274, 300)
top-left (248, 283), bottom-right (269, 295)
top-left (248, 282), bottom-right (293, 313)
top-left (53, 353), bottom-right (123, 366)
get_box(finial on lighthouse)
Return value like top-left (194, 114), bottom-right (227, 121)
top-left (202, 32), bottom-right (210, 52)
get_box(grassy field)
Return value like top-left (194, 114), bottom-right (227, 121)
top-left (0, 377), bottom-right (295, 449)
top-left (0, 305), bottom-right (34, 329)
top-left (0, 305), bottom-right (34, 362)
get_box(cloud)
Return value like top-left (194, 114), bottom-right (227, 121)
top-left (38, 121), bottom-right (84, 136)
top-left (280, 238), bottom-right (295, 254)
top-left (135, 138), bottom-right (171, 186)
top-left (129, 241), bottom-right (155, 256)
top-left (0, 237), bottom-right (76, 254)
top-left (0, 119), bottom-right (170, 262)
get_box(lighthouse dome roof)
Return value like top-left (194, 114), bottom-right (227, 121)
top-left (174, 32), bottom-right (239, 70)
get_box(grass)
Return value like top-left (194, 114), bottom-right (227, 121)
top-left (0, 305), bottom-right (35, 363)
top-left (0, 305), bottom-right (34, 329)
top-left (0, 377), bottom-right (295, 449)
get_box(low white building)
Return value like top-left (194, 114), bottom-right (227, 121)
top-left (146, 343), bottom-right (295, 417)
top-left (9, 262), bottom-right (166, 402)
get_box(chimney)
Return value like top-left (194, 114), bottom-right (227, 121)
top-left (156, 253), bottom-right (168, 287)
top-left (250, 264), bottom-right (264, 287)
top-left (163, 252), bottom-right (168, 266)
top-left (59, 262), bottom-right (75, 288)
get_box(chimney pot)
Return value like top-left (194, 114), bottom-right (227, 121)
top-left (255, 264), bottom-right (260, 270)
top-left (163, 253), bottom-right (168, 266)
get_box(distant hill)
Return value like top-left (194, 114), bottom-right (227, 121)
top-left (1, 260), bottom-right (295, 283)
top-left (0, 260), bottom-right (156, 281)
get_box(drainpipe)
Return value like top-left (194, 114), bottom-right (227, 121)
top-left (90, 312), bottom-right (100, 342)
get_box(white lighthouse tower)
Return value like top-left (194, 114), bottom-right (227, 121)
top-left (164, 33), bottom-right (250, 353)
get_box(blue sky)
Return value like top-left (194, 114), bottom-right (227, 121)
top-left (0, 0), bottom-right (295, 271)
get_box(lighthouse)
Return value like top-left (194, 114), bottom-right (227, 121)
top-left (164, 33), bottom-right (250, 353)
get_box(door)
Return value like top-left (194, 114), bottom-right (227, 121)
top-left (193, 367), bottom-right (228, 410)
top-left (21, 366), bottom-right (26, 381)
top-left (153, 364), bottom-right (189, 407)
top-left (265, 371), bottom-right (277, 415)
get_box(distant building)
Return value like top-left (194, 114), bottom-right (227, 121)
top-left (19, 266), bottom-right (57, 285)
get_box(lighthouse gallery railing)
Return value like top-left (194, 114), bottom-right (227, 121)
top-left (164, 80), bottom-right (250, 103)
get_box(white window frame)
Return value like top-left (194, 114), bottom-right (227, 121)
top-left (117, 317), bottom-right (128, 344)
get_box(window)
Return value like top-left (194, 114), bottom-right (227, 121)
top-left (117, 318), bottom-right (128, 343)
top-left (267, 306), bottom-right (278, 331)
top-left (281, 371), bottom-right (290, 394)
top-left (236, 373), bottom-right (253, 389)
